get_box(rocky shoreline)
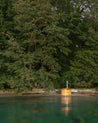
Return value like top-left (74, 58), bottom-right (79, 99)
top-left (0, 88), bottom-right (98, 97)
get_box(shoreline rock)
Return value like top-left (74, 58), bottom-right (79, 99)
top-left (0, 88), bottom-right (98, 97)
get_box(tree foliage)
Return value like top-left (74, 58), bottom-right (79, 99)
top-left (0, 0), bottom-right (97, 91)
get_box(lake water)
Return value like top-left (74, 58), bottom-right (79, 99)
top-left (0, 96), bottom-right (98, 123)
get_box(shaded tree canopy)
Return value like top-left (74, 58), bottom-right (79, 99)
top-left (0, 0), bottom-right (98, 92)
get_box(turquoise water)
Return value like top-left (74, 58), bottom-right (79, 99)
top-left (0, 96), bottom-right (98, 123)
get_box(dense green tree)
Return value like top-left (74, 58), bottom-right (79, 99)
top-left (0, 0), bottom-right (97, 91)
top-left (63, 0), bottom-right (98, 88)
top-left (50, 0), bottom-right (98, 88)
top-left (0, 0), bottom-right (70, 91)
top-left (0, 0), bottom-right (17, 89)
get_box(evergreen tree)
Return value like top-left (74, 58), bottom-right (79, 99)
top-left (64, 0), bottom-right (98, 88)
top-left (0, 0), bottom-right (97, 90)
top-left (0, 0), bottom-right (70, 91)
top-left (0, 0), bottom-right (15, 89)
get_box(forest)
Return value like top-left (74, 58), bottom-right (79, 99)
top-left (0, 0), bottom-right (98, 92)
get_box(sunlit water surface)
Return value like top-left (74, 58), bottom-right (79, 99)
top-left (0, 96), bottom-right (98, 123)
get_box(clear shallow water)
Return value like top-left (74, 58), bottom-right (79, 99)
top-left (0, 96), bottom-right (98, 123)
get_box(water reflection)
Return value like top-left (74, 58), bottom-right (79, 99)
top-left (61, 96), bottom-right (72, 116)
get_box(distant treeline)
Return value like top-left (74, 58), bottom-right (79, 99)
top-left (0, 0), bottom-right (98, 92)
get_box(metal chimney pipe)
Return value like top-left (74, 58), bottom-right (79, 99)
top-left (66, 81), bottom-right (68, 88)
